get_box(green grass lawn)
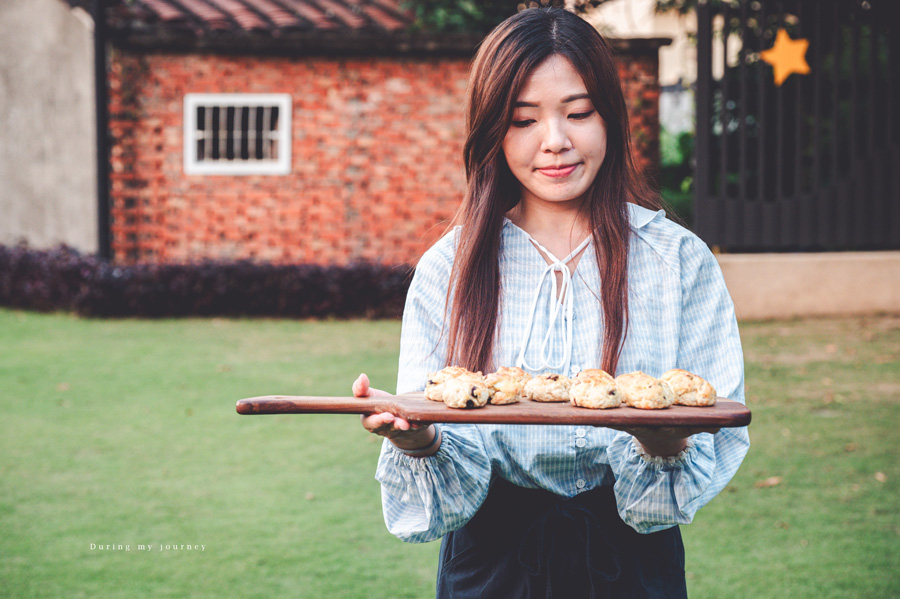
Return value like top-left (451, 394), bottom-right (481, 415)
top-left (1, 309), bottom-right (898, 598)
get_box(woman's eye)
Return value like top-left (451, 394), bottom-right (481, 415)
top-left (511, 119), bottom-right (535, 128)
top-left (569, 110), bottom-right (595, 120)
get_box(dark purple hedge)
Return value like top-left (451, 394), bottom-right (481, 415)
top-left (0, 244), bottom-right (411, 319)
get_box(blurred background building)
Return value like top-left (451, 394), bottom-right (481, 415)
top-left (2, 0), bottom-right (897, 318)
top-left (1, 0), bottom-right (668, 266)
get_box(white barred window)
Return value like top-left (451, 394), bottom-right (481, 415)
top-left (183, 93), bottom-right (291, 175)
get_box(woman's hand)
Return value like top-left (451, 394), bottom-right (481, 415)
top-left (353, 374), bottom-right (438, 454)
top-left (612, 425), bottom-right (720, 458)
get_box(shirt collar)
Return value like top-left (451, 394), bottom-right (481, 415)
top-left (628, 203), bottom-right (666, 229)
top-left (503, 203), bottom-right (664, 233)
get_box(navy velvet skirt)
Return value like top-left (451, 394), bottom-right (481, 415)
top-left (435, 478), bottom-right (688, 599)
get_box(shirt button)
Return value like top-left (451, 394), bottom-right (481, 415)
top-left (575, 438), bottom-right (587, 448)
top-left (575, 428), bottom-right (586, 438)
top-left (570, 364), bottom-right (581, 375)
top-left (575, 479), bottom-right (586, 489)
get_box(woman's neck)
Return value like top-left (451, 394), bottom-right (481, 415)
top-left (507, 200), bottom-right (592, 260)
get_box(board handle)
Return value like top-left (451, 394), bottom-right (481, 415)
top-left (236, 395), bottom-right (408, 417)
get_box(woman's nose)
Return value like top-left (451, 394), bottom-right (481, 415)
top-left (541, 118), bottom-right (572, 153)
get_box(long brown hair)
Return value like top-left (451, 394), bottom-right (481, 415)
top-left (445, 7), bottom-right (660, 375)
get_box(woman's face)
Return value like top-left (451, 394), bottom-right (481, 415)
top-left (502, 54), bottom-right (607, 211)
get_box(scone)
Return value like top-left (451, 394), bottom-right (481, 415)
top-left (484, 371), bottom-right (524, 405)
top-left (442, 374), bottom-right (491, 409)
top-left (570, 377), bottom-right (623, 409)
top-left (660, 368), bottom-right (717, 406)
top-left (615, 371), bottom-right (675, 410)
top-left (574, 368), bottom-right (614, 382)
top-left (494, 366), bottom-right (532, 384)
top-left (424, 366), bottom-right (470, 402)
top-left (523, 373), bottom-right (572, 403)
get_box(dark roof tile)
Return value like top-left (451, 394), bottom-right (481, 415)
top-left (359, 3), bottom-right (407, 30)
top-left (165, 0), bottom-right (231, 29)
top-left (311, 0), bottom-right (367, 29)
top-left (204, 0), bottom-right (268, 30)
top-left (81, 0), bottom-right (484, 56)
top-left (246, 0), bottom-right (304, 28)
top-left (141, 0), bottom-right (187, 23)
top-left (276, 0), bottom-right (336, 29)
top-left (101, 0), bottom-right (410, 33)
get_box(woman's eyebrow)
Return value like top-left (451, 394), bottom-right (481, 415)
top-left (513, 93), bottom-right (591, 108)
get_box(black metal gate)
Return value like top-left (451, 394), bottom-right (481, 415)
top-left (695, 0), bottom-right (900, 252)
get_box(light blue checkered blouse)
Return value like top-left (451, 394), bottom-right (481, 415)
top-left (375, 203), bottom-right (750, 541)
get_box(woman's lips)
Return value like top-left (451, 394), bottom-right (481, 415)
top-left (537, 163), bottom-right (579, 178)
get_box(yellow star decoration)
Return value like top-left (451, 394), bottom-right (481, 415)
top-left (760, 28), bottom-right (811, 86)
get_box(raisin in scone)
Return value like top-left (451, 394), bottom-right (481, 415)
top-left (523, 373), bottom-right (571, 403)
top-left (424, 366), bottom-right (470, 402)
top-left (442, 373), bottom-right (491, 409)
top-left (660, 368), bottom-right (717, 406)
top-left (615, 371), bottom-right (675, 410)
top-left (570, 376), bottom-right (623, 409)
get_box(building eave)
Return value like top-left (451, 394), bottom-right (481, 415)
top-left (106, 27), bottom-right (672, 59)
top-left (106, 26), bottom-right (486, 57)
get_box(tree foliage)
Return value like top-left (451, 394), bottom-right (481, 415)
top-left (653, 0), bottom-right (700, 15)
top-left (401, 0), bottom-right (614, 33)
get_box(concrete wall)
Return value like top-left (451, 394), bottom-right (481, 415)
top-left (589, 0), bottom-right (697, 87)
top-left (0, 0), bottom-right (98, 253)
top-left (717, 252), bottom-right (900, 321)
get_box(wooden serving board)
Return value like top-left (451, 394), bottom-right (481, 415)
top-left (235, 392), bottom-right (751, 427)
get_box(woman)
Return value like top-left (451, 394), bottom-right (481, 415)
top-left (353, 7), bottom-right (749, 598)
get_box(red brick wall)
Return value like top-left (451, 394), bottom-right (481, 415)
top-left (107, 49), bottom-right (661, 265)
top-left (618, 53), bottom-right (662, 187)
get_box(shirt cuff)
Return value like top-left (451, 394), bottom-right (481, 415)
top-left (631, 437), bottom-right (696, 468)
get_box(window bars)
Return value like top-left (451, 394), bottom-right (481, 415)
top-left (183, 94), bottom-right (292, 175)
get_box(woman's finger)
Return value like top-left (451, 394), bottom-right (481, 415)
top-left (361, 411), bottom-right (394, 432)
top-left (353, 373), bottom-right (393, 398)
top-left (352, 373), bottom-right (371, 397)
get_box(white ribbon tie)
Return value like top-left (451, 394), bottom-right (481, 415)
top-left (515, 234), bottom-right (592, 375)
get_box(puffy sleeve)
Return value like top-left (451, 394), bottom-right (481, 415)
top-left (374, 237), bottom-right (493, 543)
top-left (606, 235), bottom-right (750, 533)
